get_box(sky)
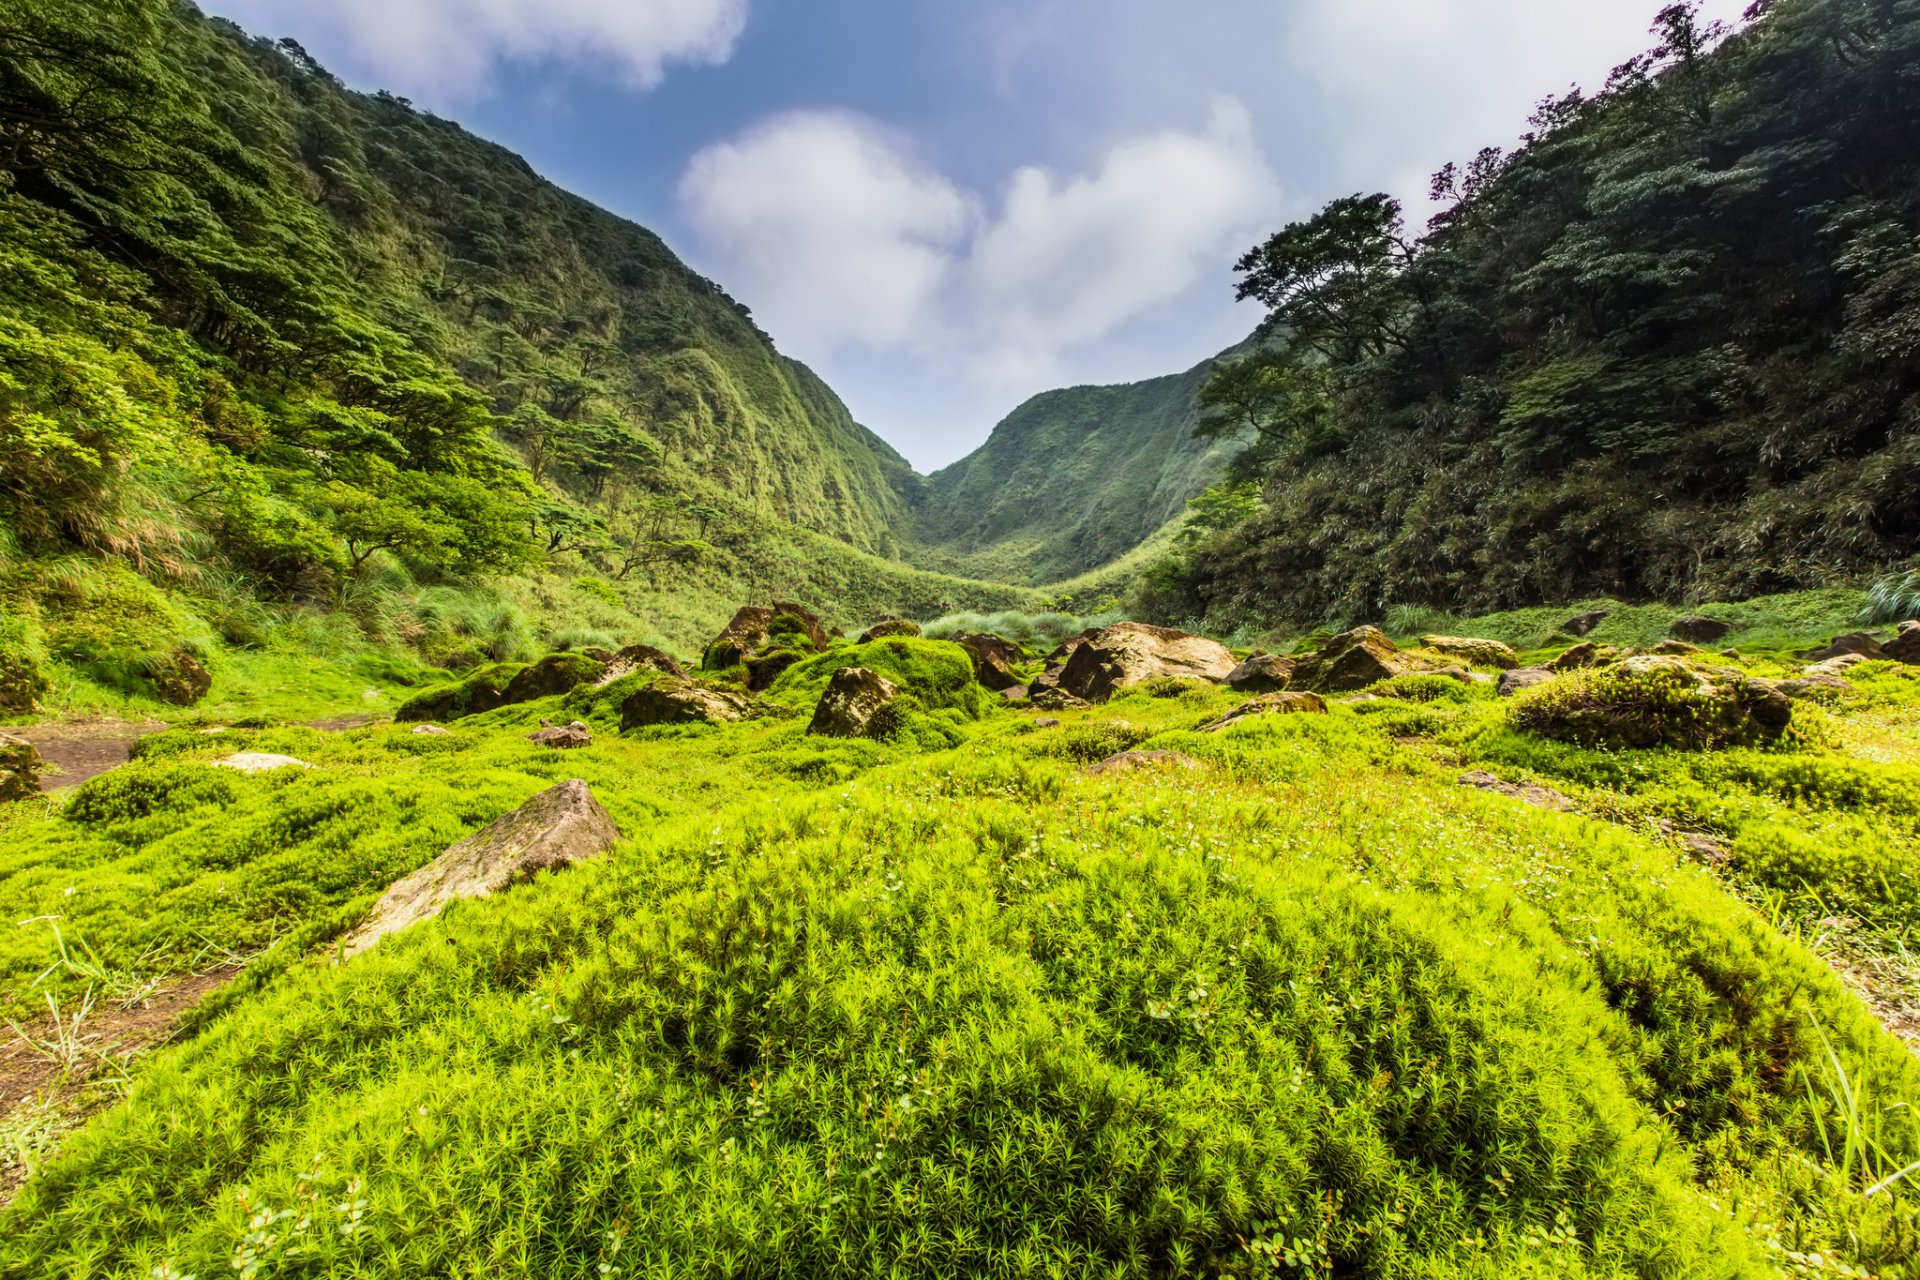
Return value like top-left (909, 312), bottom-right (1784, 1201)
top-left (200, 0), bottom-right (1752, 471)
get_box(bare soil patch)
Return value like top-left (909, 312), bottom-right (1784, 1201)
top-left (14, 720), bottom-right (168, 792)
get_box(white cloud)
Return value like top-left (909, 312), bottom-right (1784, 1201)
top-left (679, 104), bottom-right (1277, 388)
top-left (214, 0), bottom-right (748, 99)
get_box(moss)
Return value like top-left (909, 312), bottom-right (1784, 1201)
top-left (0, 603), bottom-right (49, 715)
top-left (767, 638), bottom-right (995, 720)
top-left (393, 662), bottom-right (529, 723)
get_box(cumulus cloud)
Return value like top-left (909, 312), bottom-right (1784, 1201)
top-left (213, 0), bottom-right (748, 99)
top-left (680, 104), bottom-right (1277, 387)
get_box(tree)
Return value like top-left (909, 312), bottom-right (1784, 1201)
top-left (506, 404), bottom-right (585, 484)
top-left (1231, 193), bottom-right (1420, 362)
top-left (1194, 346), bottom-right (1341, 480)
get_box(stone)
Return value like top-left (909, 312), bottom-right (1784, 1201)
top-left (1226, 654), bottom-right (1297, 693)
top-left (1670, 615), bottom-right (1738, 645)
top-left (1512, 655), bottom-right (1793, 751)
top-left (744, 649), bottom-right (806, 693)
top-left (1549, 642), bottom-right (1603, 672)
top-left (1421, 636), bottom-right (1520, 670)
top-left (212, 752), bottom-right (313, 774)
top-left (1044, 628), bottom-right (1103, 665)
top-left (1033, 718), bottom-right (1061, 729)
top-left (1651, 640), bottom-right (1703, 656)
top-left (412, 725), bottom-right (453, 736)
top-left (1798, 632), bottom-right (1887, 663)
top-left (149, 651), bottom-right (212, 706)
top-left (0, 732), bottom-right (43, 802)
top-left (595, 645), bottom-right (687, 686)
top-left (1561, 610), bottom-right (1611, 637)
top-left (1458, 770), bottom-right (1573, 812)
top-left (1085, 750), bottom-right (1205, 778)
top-left (1030, 686), bottom-right (1092, 712)
top-left (1000, 686), bottom-right (1030, 704)
top-left (858, 619), bottom-right (922, 643)
top-left (952, 633), bottom-right (1024, 691)
top-left (395, 664), bottom-right (522, 723)
top-left (1807, 654), bottom-right (1871, 677)
top-left (1054, 623), bottom-right (1238, 704)
top-left (1289, 627), bottom-right (1422, 694)
top-left (807, 667), bottom-right (900, 739)
top-left (0, 650), bottom-right (46, 715)
top-left (503, 654), bottom-right (607, 706)
top-left (341, 780), bottom-right (621, 958)
top-left (620, 677), bottom-right (757, 730)
top-left (1774, 674), bottom-right (1853, 701)
top-left (705, 602), bottom-right (829, 670)
top-left (1887, 623), bottom-right (1920, 666)
top-left (1497, 667), bottom-right (1555, 698)
top-left (1201, 691), bottom-right (1328, 732)
top-left (529, 721), bottom-right (593, 749)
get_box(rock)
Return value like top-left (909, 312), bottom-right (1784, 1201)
top-left (705, 602), bottom-right (829, 670)
top-left (1226, 654), bottom-right (1298, 693)
top-left (1000, 686), bottom-right (1030, 704)
top-left (1797, 632), bottom-right (1887, 663)
top-left (529, 721), bottom-right (593, 749)
top-left (858, 619), bottom-right (922, 643)
top-left (1085, 750), bottom-right (1205, 778)
top-left (1289, 627), bottom-right (1422, 694)
top-left (1033, 718), bottom-right (1061, 729)
top-left (212, 752), bottom-right (313, 774)
top-left (1201, 691), bottom-right (1328, 731)
top-left (1421, 636), bottom-right (1520, 670)
top-left (1044, 628), bottom-right (1103, 665)
top-left (149, 651), bottom-right (212, 706)
top-left (1459, 770), bottom-right (1572, 812)
top-left (744, 649), bottom-right (806, 693)
top-left (595, 645), bottom-right (687, 686)
top-left (1549, 642), bottom-right (1603, 672)
top-left (411, 724), bottom-right (453, 736)
top-left (1679, 832), bottom-right (1731, 865)
top-left (0, 650), bottom-right (46, 715)
top-left (1511, 655), bottom-right (1793, 751)
top-left (1561, 610), bottom-right (1611, 637)
top-left (807, 667), bottom-right (900, 738)
top-left (1029, 666), bottom-right (1065, 695)
top-left (1053, 623), bottom-right (1237, 704)
top-left (1497, 667), bottom-right (1555, 698)
top-left (341, 780), bottom-right (621, 958)
top-left (1651, 640), bottom-right (1703, 656)
top-left (1774, 674), bottom-right (1853, 702)
top-left (395, 664), bottom-right (523, 724)
top-left (1, 732), bottom-right (43, 802)
top-left (1807, 654), bottom-right (1871, 677)
top-left (503, 654), bottom-right (607, 706)
top-left (620, 677), bottom-right (757, 730)
top-left (1030, 686), bottom-right (1092, 712)
top-left (1670, 615), bottom-right (1738, 645)
top-left (953, 633), bottom-right (1024, 691)
top-left (1887, 622), bottom-right (1920, 665)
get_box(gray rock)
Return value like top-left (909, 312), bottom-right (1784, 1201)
top-left (807, 667), bottom-right (901, 738)
top-left (411, 724), bottom-right (453, 736)
top-left (1421, 636), bottom-right (1520, 670)
top-left (595, 645), bottom-right (687, 687)
top-left (1459, 770), bottom-right (1572, 812)
top-left (1798, 632), bottom-right (1887, 663)
top-left (0, 732), bottom-right (43, 802)
top-left (620, 677), bottom-right (757, 730)
top-left (1201, 691), bottom-right (1328, 732)
top-left (1498, 668), bottom-right (1555, 698)
top-left (1887, 622), bottom-right (1920, 666)
top-left (953, 633), bottom-right (1024, 691)
top-left (1774, 674), bottom-right (1853, 701)
top-left (342, 780), bottom-right (621, 958)
top-left (1561, 610), bottom-right (1611, 637)
top-left (529, 721), bottom-right (593, 749)
top-left (212, 752), bottom-right (313, 775)
top-left (1670, 615), bottom-right (1738, 645)
top-left (1030, 686), bottom-right (1092, 712)
top-left (1289, 627), bottom-right (1424, 694)
top-left (1055, 622), bottom-right (1238, 703)
top-left (1226, 654), bottom-right (1297, 693)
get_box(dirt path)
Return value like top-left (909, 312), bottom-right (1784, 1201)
top-left (14, 720), bottom-right (169, 792)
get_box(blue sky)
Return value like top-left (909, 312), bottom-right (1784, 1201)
top-left (202, 0), bottom-right (1750, 471)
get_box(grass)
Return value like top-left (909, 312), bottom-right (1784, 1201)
top-left (0, 590), bottom-right (1916, 1276)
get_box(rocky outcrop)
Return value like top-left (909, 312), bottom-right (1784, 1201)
top-left (1030, 686), bottom-right (1092, 712)
top-left (1512, 656), bottom-right (1792, 751)
top-left (1562, 610), bottom-right (1611, 637)
top-left (1774, 673), bottom-right (1853, 701)
top-left (859, 619), bottom-right (922, 643)
top-left (1798, 632), bottom-right (1887, 663)
top-left (1670, 615), bottom-right (1738, 645)
top-left (503, 654), bottom-right (607, 705)
top-left (744, 650), bottom-right (806, 693)
top-left (1201, 691), bottom-right (1328, 732)
top-left (395, 663), bottom-right (523, 724)
top-left (620, 677), bottom-right (757, 730)
top-left (807, 667), bottom-right (900, 738)
top-left (1421, 636), bottom-right (1520, 670)
top-left (1498, 668), bottom-right (1555, 698)
top-left (1055, 623), bottom-right (1238, 703)
top-left (0, 732), bottom-right (43, 802)
top-left (1044, 629), bottom-right (1102, 666)
top-left (1807, 654), bottom-right (1871, 678)
top-left (953, 633), bottom-right (1024, 691)
top-left (1549, 642), bottom-right (1606, 672)
top-left (341, 780), bottom-right (621, 958)
top-left (529, 721), bottom-right (593, 749)
top-left (1289, 627), bottom-right (1423, 694)
top-left (705, 602), bottom-right (829, 670)
top-left (596, 645), bottom-right (686, 686)
top-left (1885, 622), bottom-right (1920, 665)
top-left (1226, 654), bottom-right (1297, 693)
top-left (1086, 750), bottom-right (1204, 778)
top-left (212, 752), bottom-right (313, 774)
top-left (149, 651), bottom-right (212, 706)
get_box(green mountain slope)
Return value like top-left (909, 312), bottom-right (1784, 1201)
top-left (910, 352), bottom-right (1243, 584)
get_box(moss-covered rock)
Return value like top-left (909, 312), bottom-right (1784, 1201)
top-left (502, 654), bottom-right (607, 705)
top-left (806, 667), bottom-right (901, 739)
top-left (0, 732), bottom-right (41, 802)
top-left (1421, 635), bottom-right (1520, 670)
top-left (858, 619), bottom-right (922, 643)
top-left (394, 663), bottom-right (528, 723)
top-left (1290, 627), bottom-right (1425, 693)
top-left (0, 607), bottom-right (49, 714)
top-left (620, 677), bottom-right (757, 730)
top-left (1511, 656), bottom-right (1792, 751)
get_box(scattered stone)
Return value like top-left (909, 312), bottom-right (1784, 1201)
top-left (0, 732), bottom-right (43, 803)
top-left (1458, 770), bottom-right (1573, 812)
top-left (1512, 655), bottom-right (1793, 751)
top-left (1498, 667), bottom-right (1555, 698)
top-left (1670, 615), bottom-right (1738, 645)
top-left (1807, 654), bottom-right (1871, 677)
top-left (1000, 686), bottom-right (1030, 704)
top-left (1055, 622), bottom-right (1238, 703)
top-left (1085, 750), bottom-right (1204, 778)
top-left (212, 752), bottom-right (313, 775)
top-left (595, 645), bottom-right (687, 686)
top-left (1033, 718), bottom-right (1061, 729)
top-left (620, 677), bottom-right (757, 730)
top-left (858, 619), bottom-right (921, 643)
top-left (1289, 627), bottom-right (1424, 694)
top-left (1422, 636), bottom-right (1520, 670)
top-left (1798, 632), bottom-right (1887, 663)
top-left (705, 602), bottom-right (829, 669)
top-left (807, 667), bottom-right (900, 739)
top-left (529, 721), bottom-right (593, 749)
top-left (1681, 832), bottom-right (1731, 864)
top-left (503, 654), bottom-right (608, 706)
top-left (1549, 642), bottom-right (1604, 672)
top-left (1562, 610), bottom-right (1611, 637)
top-left (1226, 654), bottom-right (1297, 693)
top-left (341, 780), bottom-right (621, 958)
top-left (953, 633), bottom-right (1024, 691)
top-left (1651, 640), bottom-right (1703, 656)
top-left (149, 652), bottom-right (213, 707)
top-left (1201, 691), bottom-right (1328, 732)
top-left (411, 724), bottom-right (453, 736)
top-left (1030, 686), bottom-right (1092, 712)
top-left (1887, 622), bottom-right (1920, 666)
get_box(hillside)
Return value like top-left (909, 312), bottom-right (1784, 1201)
top-left (910, 352), bottom-right (1241, 584)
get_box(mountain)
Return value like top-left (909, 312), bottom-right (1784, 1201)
top-left (909, 351), bottom-right (1243, 585)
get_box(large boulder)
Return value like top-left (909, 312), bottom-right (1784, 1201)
top-left (807, 667), bottom-right (900, 738)
top-left (0, 732), bottom-right (43, 802)
top-left (595, 645), bottom-right (686, 686)
top-left (342, 780), bottom-right (621, 958)
top-left (859, 619), bottom-right (922, 643)
top-left (1885, 621), bottom-right (1920, 666)
top-left (1226, 654), bottom-right (1297, 693)
top-left (705, 602), bottom-right (829, 670)
top-left (952, 633), bottom-right (1024, 691)
top-left (1497, 668), bottom-right (1555, 698)
top-left (1030, 686), bottom-right (1092, 712)
top-left (1512, 656), bottom-right (1792, 751)
top-left (620, 677), bottom-right (757, 730)
top-left (396, 663), bottom-right (524, 723)
top-left (1797, 632), bottom-right (1887, 663)
top-left (1561, 610), bottom-right (1611, 637)
top-left (1670, 615), bottom-right (1738, 645)
top-left (1044, 628), bottom-right (1103, 666)
top-left (503, 654), bottom-right (607, 706)
top-left (1421, 636), bottom-right (1520, 670)
top-left (1201, 691), bottom-right (1328, 732)
top-left (1289, 627), bottom-right (1422, 694)
top-left (744, 650), bottom-right (807, 693)
top-left (1055, 623), bottom-right (1238, 704)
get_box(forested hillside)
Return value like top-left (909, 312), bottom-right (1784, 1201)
top-left (909, 352), bottom-right (1242, 585)
top-left (1147, 0), bottom-right (1920, 634)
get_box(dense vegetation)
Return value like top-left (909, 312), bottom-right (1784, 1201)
top-left (1148, 0), bottom-right (1920, 634)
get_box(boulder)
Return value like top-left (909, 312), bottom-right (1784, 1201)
top-left (858, 619), bottom-right (922, 643)
top-left (1000, 686), bottom-right (1030, 704)
top-left (595, 645), bottom-right (687, 686)
top-left (1085, 750), bottom-right (1205, 778)
top-left (1807, 654), bottom-right (1871, 678)
top-left (1055, 623), bottom-right (1238, 704)
top-left (1044, 628), bottom-right (1103, 666)
top-left (620, 677), bottom-right (756, 730)
top-left (1497, 667), bottom-right (1555, 698)
top-left (395, 664), bottom-right (523, 724)
top-left (1421, 636), bottom-right (1520, 670)
top-left (212, 752), bottom-right (313, 774)
top-left (1670, 615), bottom-right (1738, 645)
top-left (1562, 610), bottom-right (1611, 637)
top-left (1886, 622), bottom-right (1920, 666)
top-left (1549, 642), bottom-right (1604, 672)
top-left (1201, 691), bottom-right (1328, 732)
top-left (807, 667), bottom-right (900, 739)
top-left (1512, 655), bottom-right (1792, 751)
top-left (529, 721), bottom-right (593, 749)
top-left (503, 654), bottom-right (607, 706)
top-left (411, 724), bottom-right (453, 736)
top-left (1798, 632), bottom-right (1887, 663)
top-left (1651, 640), bottom-right (1703, 656)
top-left (1, 732), bottom-right (43, 802)
top-left (1289, 627), bottom-right (1421, 694)
top-left (1774, 674), bottom-right (1853, 702)
top-left (705, 602), bottom-right (829, 669)
top-left (149, 651), bottom-right (212, 706)
top-left (1030, 686), bottom-right (1092, 712)
top-left (341, 780), bottom-right (621, 958)
top-left (744, 649), bottom-right (806, 693)
top-left (1226, 654), bottom-right (1297, 693)
top-left (0, 651), bottom-right (46, 715)
top-left (953, 633), bottom-right (1024, 691)
top-left (1033, 718), bottom-right (1061, 729)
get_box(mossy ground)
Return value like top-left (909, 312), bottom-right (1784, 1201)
top-left (0, 594), bottom-right (1917, 1277)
